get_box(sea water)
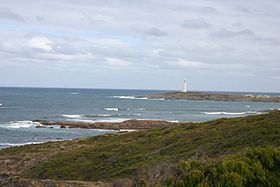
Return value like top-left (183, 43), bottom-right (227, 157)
top-left (1, 87), bottom-right (280, 149)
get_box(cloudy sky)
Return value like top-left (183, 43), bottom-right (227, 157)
top-left (0, 0), bottom-right (280, 92)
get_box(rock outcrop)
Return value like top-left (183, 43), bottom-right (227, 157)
top-left (33, 119), bottom-right (177, 130)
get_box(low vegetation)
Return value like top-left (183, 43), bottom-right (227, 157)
top-left (1, 111), bottom-right (280, 186)
top-left (169, 146), bottom-right (280, 187)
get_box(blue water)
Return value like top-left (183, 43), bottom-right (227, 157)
top-left (1, 87), bottom-right (280, 149)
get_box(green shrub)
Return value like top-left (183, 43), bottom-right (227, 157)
top-left (173, 147), bottom-right (280, 187)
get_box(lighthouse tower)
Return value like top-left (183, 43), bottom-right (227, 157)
top-left (182, 80), bottom-right (187, 93)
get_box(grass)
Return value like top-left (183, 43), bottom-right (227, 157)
top-left (13, 110), bottom-right (279, 186)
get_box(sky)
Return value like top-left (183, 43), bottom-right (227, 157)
top-left (0, 0), bottom-right (280, 92)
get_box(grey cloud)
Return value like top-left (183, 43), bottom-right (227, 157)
top-left (144, 27), bottom-right (167, 37)
top-left (256, 37), bottom-right (280, 45)
top-left (233, 22), bottom-right (244, 28)
top-left (36, 16), bottom-right (45, 22)
top-left (181, 18), bottom-right (211, 29)
top-left (0, 7), bottom-right (24, 21)
top-left (235, 7), bottom-right (251, 14)
top-left (200, 6), bottom-right (220, 14)
top-left (0, 0), bottom-right (280, 91)
top-left (212, 28), bottom-right (280, 45)
top-left (211, 28), bottom-right (254, 38)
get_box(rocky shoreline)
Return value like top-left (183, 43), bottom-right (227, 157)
top-left (143, 91), bottom-right (280, 102)
top-left (33, 119), bottom-right (177, 130)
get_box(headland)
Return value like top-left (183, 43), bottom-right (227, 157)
top-left (143, 91), bottom-right (280, 102)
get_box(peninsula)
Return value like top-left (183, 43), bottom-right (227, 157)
top-left (143, 91), bottom-right (280, 102)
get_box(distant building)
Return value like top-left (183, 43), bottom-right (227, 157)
top-left (182, 80), bottom-right (187, 93)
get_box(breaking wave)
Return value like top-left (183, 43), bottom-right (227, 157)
top-left (2, 121), bottom-right (42, 129)
top-left (0, 142), bottom-right (44, 147)
top-left (69, 92), bottom-right (79, 95)
top-left (84, 114), bottom-right (141, 118)
top-left (112, 96), bottom-right (136, 99)
top-left (112, 95), bottom-right (166, 101)
top-left (71, 118), bottom-right (130, 123)
top-left (62, 114), bottom-right (83, 118)
top-left (104, 108), bottom-right (119, 111)
top-left (84, 114), bottom-right (112, 117)
top-left (0, 139), bottom-right (65, 148)
top-left (202, 111), bottom-right (263, 115)
top-left (112, 96), bottom-right (149, 100)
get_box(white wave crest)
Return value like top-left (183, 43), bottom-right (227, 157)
top-left (0, 142), bottom-right (44, 147)
top-left (113, 96), bottom-right (135, 99)
top-left (137, 97), bottom-right (149, 100)
top-left (104, 108), bottom-right (119, 111)
top-left (72, 118), bottom-right (129, 123)
top-left (112, 96), bottom-right (148, 100)
top-left (151, 98), bottom-right (165, 100)
top-left (96, 118), bottom-right (129, 123)
top-left (84, 114), bottom-right (116, 118)
top-left (270, 108), bottom-right (280, 111)
top-left (202, 111), bottom-right (262, 115)
top-left (169, 120), bottom-right (179, 123)
top-left (69, 92), bottom-right (79, 95)
top-left (0, 139), bottom-right (65, 148)
top-left (0, 104), bottom-right (2, 106)
top-left (62, 114), bottom-right (83, 118)
top-left (3, 121), bottom-right (42, 129)
top-left (96, 114), bottom-right (112, 117)
top-left (119, 129), bottom-right (137, 132)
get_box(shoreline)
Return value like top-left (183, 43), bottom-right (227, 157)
top-left (142, 91), bottom-right (280, 102)
top-left (33, 119), bottom-right (178, 130)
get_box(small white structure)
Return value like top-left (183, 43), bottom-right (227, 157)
top-left (182, 80), bottom-right (187, 93)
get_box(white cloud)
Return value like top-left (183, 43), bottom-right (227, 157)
top-left (170, 59), bottom-right (207, 68)
top-left (29, 37), bottom-right (53, 51)
top-left (0, 0), bottom-right (280, 91)
top-left (104, 57), bottom-right (131, 67)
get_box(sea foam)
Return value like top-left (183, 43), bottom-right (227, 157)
top-left (69, 92), bottom-right (79, 95)
top-left (72, 118), bottom-right (129, 123)
top-left (95, 118), bottom-right (129, 123)
top-left (112, 96), bottom-right (149, 100)
top-left (0, 139), bottom-right (65, 148)
top-left (62, 114), bottom-right (83, 118)
top-left (202, 111), bottom-right (262, 115)
top-left (104, 108), bottom-right (119, 111)
top-left (3, 121), bottom-right (42, 129)
top-left (0, 142), bottom-right (44, 147)
top-left (85, 114), bottom-right (112, 117)
top-left (113, 96), bottom-right (136, 99)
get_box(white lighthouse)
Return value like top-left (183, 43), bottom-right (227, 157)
top-left (182, 80), bottom-right (187, 93)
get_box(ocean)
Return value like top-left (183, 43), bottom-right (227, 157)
top-left (1, 87), bottom-right (280, 149)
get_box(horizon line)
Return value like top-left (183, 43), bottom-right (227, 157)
top-left (0, 86), bottom-right (279, 94)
